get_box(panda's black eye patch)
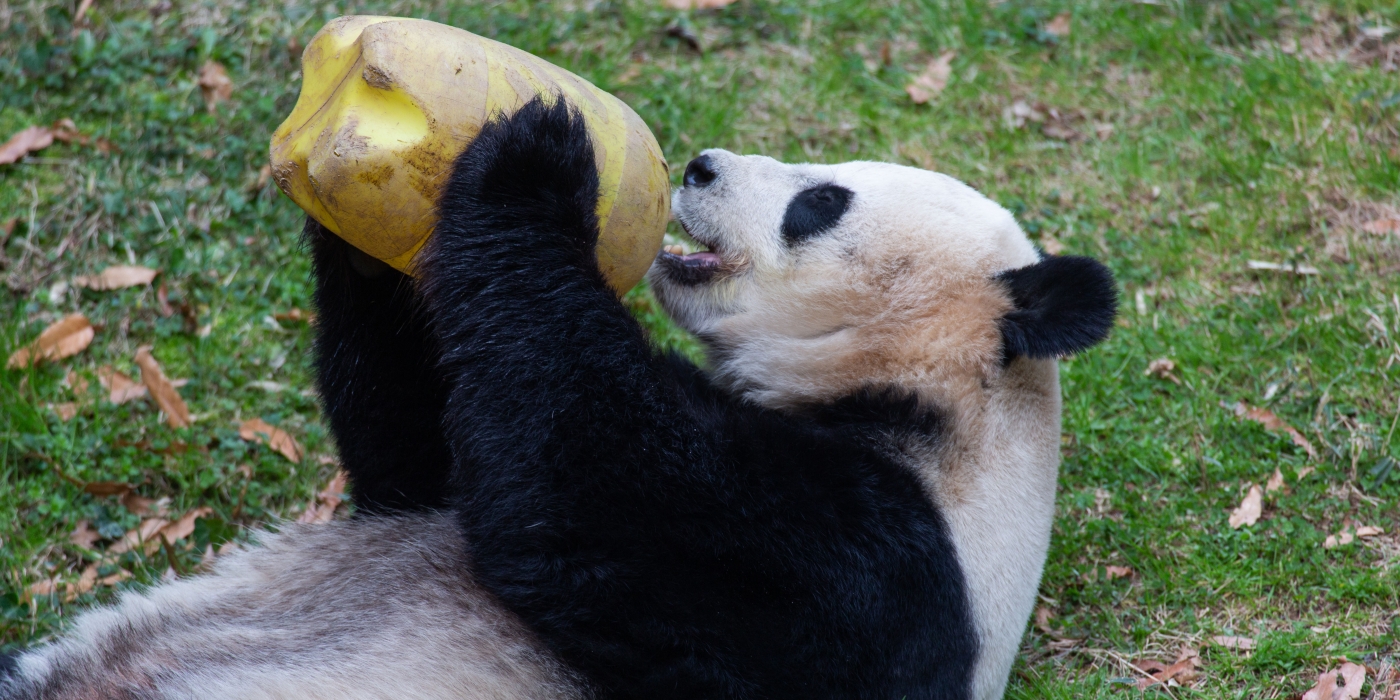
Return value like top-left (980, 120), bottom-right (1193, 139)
top-left (781, 184), bottom-right (853, 244)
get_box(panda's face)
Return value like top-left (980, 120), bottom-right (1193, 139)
top-left (648, 149), bottom-right (1042, 408)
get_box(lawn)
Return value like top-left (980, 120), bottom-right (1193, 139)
top-left (2, 0), bottom-right (1398, 696)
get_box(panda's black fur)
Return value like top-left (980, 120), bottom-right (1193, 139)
top-left (314, 96), bottom-right (979, 699)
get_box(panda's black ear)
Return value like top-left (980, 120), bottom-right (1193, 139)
top-left (995, 255), bottom-right (1118, 360)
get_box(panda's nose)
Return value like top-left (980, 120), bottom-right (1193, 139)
top-left (683, 155), bottom-right (717, 188)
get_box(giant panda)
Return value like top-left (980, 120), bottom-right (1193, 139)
top-left (0, 97), bottom-right (1115, 700)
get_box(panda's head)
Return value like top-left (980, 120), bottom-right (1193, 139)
top-left (648, 149), bottom-right (1117, 409)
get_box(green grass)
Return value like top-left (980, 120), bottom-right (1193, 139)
top-left (2, 0), bottom-right (1398, 695)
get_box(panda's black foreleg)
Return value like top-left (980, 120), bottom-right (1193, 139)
top-left (416, 98), bottom-right (749, 697)
top-left (305, 218), bottom-right (453, 514)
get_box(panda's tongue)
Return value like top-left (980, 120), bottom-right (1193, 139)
top-left (680, 251), bottom-right (722, 267)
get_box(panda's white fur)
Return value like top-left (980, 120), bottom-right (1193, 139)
top-left (654, 151), bottom-right (1058, 700)
top-left (1, 147), bottom-right (1095, 700)
top-left (3, 515), bottom-right (579, 700)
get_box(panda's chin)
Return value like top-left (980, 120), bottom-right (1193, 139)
top-left (655, 249), bottom-right (723, 286)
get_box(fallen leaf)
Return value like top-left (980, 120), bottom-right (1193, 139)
top-left (1228, 484), bottom-right (1263, 529)
top-left (1039, 235), bottom-right (1064, 255)
top-left (1321, 532), bottom-right (1355, 548)
top-left (273, 308), bottom-right (316, 324)
top-left (66, 564), bottom-right (97, 600)
top-left (1224, 401), bottom-right (1318, 459)
top-left (1045, 12), bottom-right (1072, 38)
top-left (159, 506), bottom-right (213, 545)
top-left (1041, 122), bottom-right (1082, 141)
top-left (1002, 99), bottom-right (1047, 129)
top-left (1361, 218), bottom-right (1400, 235)
top-left (1297, 466), bottom-right (1316, 480)
top-left (1212, 635), bottom-right (1256, 651)
top-left (239, 417), bottom-right (302, 463)
top-left (70, 520), bottom-right (100, 548)
top-left (1145, 358), bottom-right (1181, 384)
top-left (0, 125), bottom-right (56, 165)
top-left (66, 370), bottom-right (90, 398)
top-left (1356, 525), bottom-right (1385, 538)
top-left (50, 402), bottom-right (78, 421)
top-left (72, 265), bottom-right (158, 290)
top-left (1247, 259), bottom-right (1320, 275)
top-left (7, 314), bottom-right (95, 368)
top-left (96, 365), bottom-right (148, 404)
top-left (663, 0), bottom-right (738, 8)
top-left (109, 517), bottom-right (171, 555)
top-left (906, 51), bottom-right (956, 104)
top-left (197, 61), bottom-right (233, 113)
top-left (1301, 662), bottom-right (1366, 700)
top-left (1093, 122), bottom-right (1115, 139)
top-left (73, 0), bottom-right (95, 24)
top-left (1266, 468), bottom-right (1285, 493)
top-left (1135, 645), bottom-right (1201, 689)
top-left (98, 569), bottom-right (131, 586)
top-left (1034, 605), bottom-right (1055, 634)
top-left (120, 491), bottom-right (163, 517)
top-left (297, 469), bottom-right (348, 523)
top-left (1105, 565), bottom-right (1134, 579)
top-left (134, 346), bottom-right (191, 428)
top-left (82, 480), bottom-right (133, 496)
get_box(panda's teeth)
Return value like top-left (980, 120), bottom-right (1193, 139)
top-left (663, 245), bottom-right (686, 256)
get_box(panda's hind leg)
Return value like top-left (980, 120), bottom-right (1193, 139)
top-left (305, 218), bottom-right (452, 514)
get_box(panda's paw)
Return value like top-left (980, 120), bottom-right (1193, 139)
top-left (432, 96), bottom-right (602, 254)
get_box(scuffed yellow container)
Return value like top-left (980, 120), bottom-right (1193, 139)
top-left (270, 16), bottom-right (670, 293)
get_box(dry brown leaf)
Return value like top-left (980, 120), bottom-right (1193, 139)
top-left (1045, 12), bottom-right (1072, 38)
top-left (1039, 235), bottom-right (1064, 255)
top-left (273, 307), bottom-right (316, 324)
top-left (1266, 468), bottom-right (1285, 493)
top-left (905, 51), bottom-right (956, 104)
top-left (66, 370), bottom-right (90, 398)
top-left (109, 517), bottom-right (171, 555)
top-left (197, 61), bottom-right (233, 113)
top-left (159, 506), bottom-right (212, 545)
top-left (1361, 218), bottom-right (1400, 235)
top-left (1034, 605), bottom-right (1055, 634)
top-left (0, 125), bottom-right (56, 165)
top-left (1224, 401), bottom-right (1318, 459)
top-left (73, 0), bottom-right (95, 25)
top-left (1135, 645), bottom-right (1201, 689)
top-left (70, 520), bottom-right (100, 549)
top-left (1247, 259), bottom-right (1320, 275)
top-left (1356, 525), bottom-right (1385, 538)
top-left (1301, 662), bottom-right (1366, 700)
top-left (1228, 484), bottom-right (1263, 529)
top-left (134, 347), bottom-right (190, 428)
top-left (1324, 529), bottom-right (1354, 549)
top-left (663, 0), bottom-right (738, 8)
top-left (1212, 635), bottom-right (1256, 651)
top-left (67, 564), bottom-right (98, 600)
top-left (96, 365), bottom-right (148, 404)
top-left (1297, 466), bottom-right (1316, 480)
top-left (1105, 565), bottom-right (1134, 579)
top-left (297, 469), bottom-right (348, 524)
top-left (120, 491), bottom-right (162, 517)
top-left (1041, 122), bottom-right (1082, 141)
top-left (1145, 358), bottom-right (1181, 384)
top-left (7, 314), bottom-right (94, 369)
top-left (73, 265), bottom-right (158, 290)
top-left (81, 480), bottom-right (132, 496)
top-left (239, 417), bottom-right (303, 463)
top-left (50, 402), bottom-right (78, 421)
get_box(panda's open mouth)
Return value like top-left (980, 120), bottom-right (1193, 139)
top-left (657, 244), bottom-right (723, 285)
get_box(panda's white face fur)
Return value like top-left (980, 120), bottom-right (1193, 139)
top-left (650, 151), bottom-right (1062, 700)
top-left (651, 150), bottom-right (1040, 411)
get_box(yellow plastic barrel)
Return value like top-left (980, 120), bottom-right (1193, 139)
top-left (269, 16), bottom-right (670, 293)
